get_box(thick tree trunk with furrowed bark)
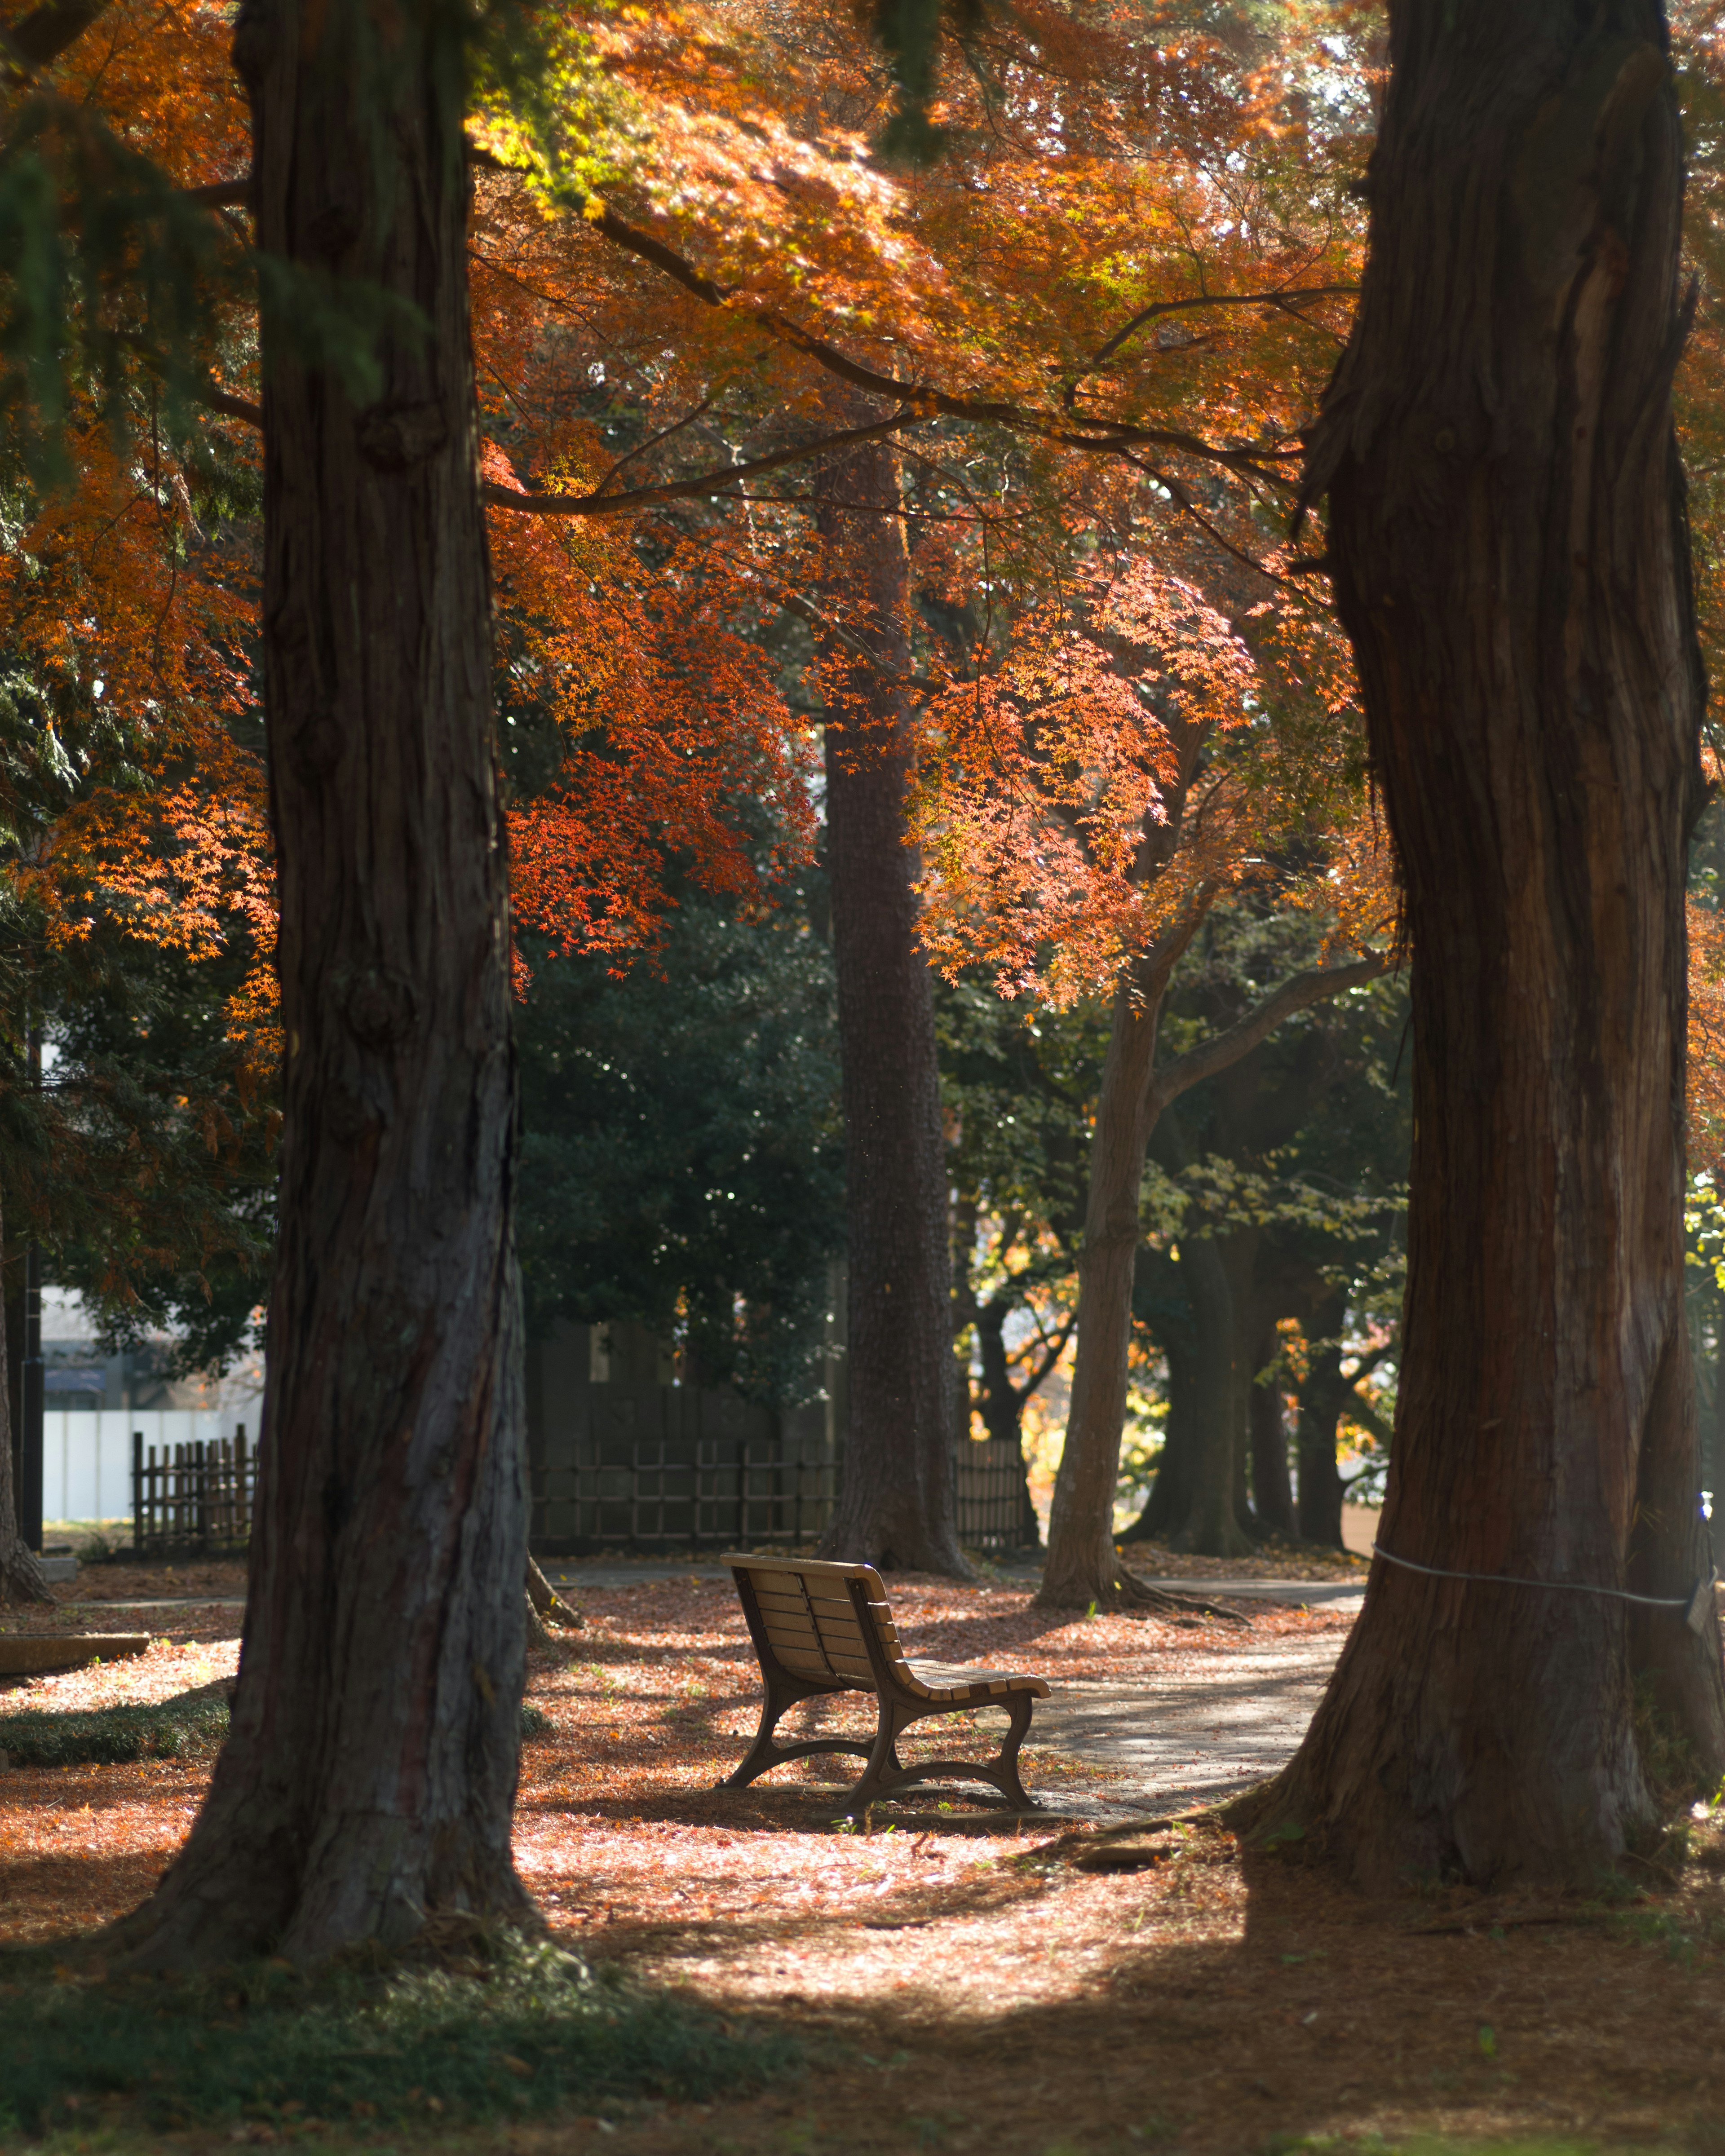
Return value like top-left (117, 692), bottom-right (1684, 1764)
top-left (1238, 0), bottom-right (1725, 1886)
top-left (813, 433), bottom-right (969, 1577)
top-left (108, 0), bottom-right (531, 1965)
top-left (0, 1200), bottom-right (50, 1608)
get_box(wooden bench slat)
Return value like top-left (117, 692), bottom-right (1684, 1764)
top-left (753, 1590), bottom-right (816, 1616)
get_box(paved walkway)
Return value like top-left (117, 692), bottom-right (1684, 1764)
top-left (1030, 1616), bottom-right (1358, 1812)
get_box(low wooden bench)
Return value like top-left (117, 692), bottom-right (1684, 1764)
top-left (720, 1554), bottom-right (1049, 1812)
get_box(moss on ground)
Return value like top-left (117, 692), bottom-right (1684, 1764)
top-left (0, 1933), bottom-right (799, 2136)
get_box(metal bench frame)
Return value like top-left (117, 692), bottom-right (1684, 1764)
top-left (720, 1556), bottom-right (1044, 1812)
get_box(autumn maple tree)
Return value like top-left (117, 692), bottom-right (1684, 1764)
top-left (908, 543), bottom-right (1392, 1596)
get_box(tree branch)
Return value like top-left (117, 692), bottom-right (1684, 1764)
top-left (466, 150), bottom-right (1300, 489)
top-left (1146, 952), bottom-right (1391, 1116)
top-left (2, 0), bottom-right (111, 75)
top-left (1070, 283), bottom-right (1358, 401)
top-left (1339, 1387), bottom-right (1394, 1449)
top-left (481, 409), bottom-right (921, 518)
top-left (201, 385), bottom-right (262, 429)
top-left (180, 178), bottom-right (250, 210)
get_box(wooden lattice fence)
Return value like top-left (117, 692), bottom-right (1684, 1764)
top-left (131, 1428), bottom-right (255, 1555)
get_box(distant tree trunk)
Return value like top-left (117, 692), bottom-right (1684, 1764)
top-left (1039, 961), bottom-right (1171, 1606)
top-left (1039, 952), bottom-right (1385, 1606)
top-left (110, 0), bottom-right (530, 1966)
top-left (814, 432), bottom-right (967, 1577)
top-left (1121, 1325), bottom-right (1196, 1542)
top-left (972, 1298), bottom-right (1043, 1548)
top-left (1248, 1317), bottom-right (1298, 1542)
top-left (0, 1205), bottom-right (49, 1605)
top-left (1295, 1324), bottom-right (1350, 1551)
top-left (1170, 1236), bottom-right (1252, 1556)
top-left (1240, 2), bottom-right (1725, 1884)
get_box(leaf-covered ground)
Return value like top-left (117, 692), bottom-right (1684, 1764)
top-left (2, 1571), bottom-right (1723, 2155)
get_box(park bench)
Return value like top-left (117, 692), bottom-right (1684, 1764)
top-left (720, 1553), bottom-right (1049, 1812)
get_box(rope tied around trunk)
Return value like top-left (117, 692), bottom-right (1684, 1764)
top-left (1371, 1544), bottom-right (1719, 1634)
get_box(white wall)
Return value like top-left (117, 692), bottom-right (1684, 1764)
top-left (42, 1406), bottom-right (262, 1524)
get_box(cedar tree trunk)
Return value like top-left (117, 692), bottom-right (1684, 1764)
top-left (110, 0), bottom-right (530, 1964)
top-left (1241, 2), bottom-right (1725, 1884)
top-left (0, 1206), bottom-right (49, 1605)
top-left (814, 437), bottom-right (968, 1576)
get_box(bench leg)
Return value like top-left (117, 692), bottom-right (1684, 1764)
top-left (839, 1692), bottom-right (1038, 1813)
top-left (718, 1670), bottom-right (875, 1790)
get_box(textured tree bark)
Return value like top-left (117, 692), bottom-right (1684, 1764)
top-left (0, 1207), bottom-right (50, 1606)
top-left (1239, 1), bottom-right (1725, 1884)
top-left (108, 0), bottom-right (530, 1965)
top-left (814, 436), bottom-right (968, 1577)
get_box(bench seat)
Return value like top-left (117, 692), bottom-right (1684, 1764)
top-left (720, 1554), bottom-right (1049, 1813)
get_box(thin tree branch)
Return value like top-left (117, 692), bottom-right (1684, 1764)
top-left (465, 148), bottom-right (1302, 488)
top-left (1068, 283), bottom-right (1358, 404)
top-left (179, 178), bottom-right (250, 209)
top-left (1147, 953), bottom-right (1392, 1115)
top-left (482, 410), bottom-right (921, 518)
top-left (201, 385), bottom-right (262, 428)
top-left (1339, 1387), bottom-right (1393, 1449)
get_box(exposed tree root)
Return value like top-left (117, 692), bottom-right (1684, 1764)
top-left (0, 1533), bottom-right (53, 1608)
top-left (526, 1555), bottom-right (583, 1630)
top-left (1106, 1566), bottom-right (1254, 1625)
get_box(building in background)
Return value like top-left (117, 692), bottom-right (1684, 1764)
top-left (39, 1287), bottom-right (263, 1525)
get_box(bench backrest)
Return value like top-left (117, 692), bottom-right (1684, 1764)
top-left (723, 1554), bottom-right (909, 1690)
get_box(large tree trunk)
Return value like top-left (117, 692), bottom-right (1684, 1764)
top-left (109, 0), bottom-right (530, 1966)
top-left (0, 1207), bottom-right (50, 1606)
top-left (814, 435), bottom-right (967, 1577)
top-left (1241, 2), bottom-right (1725, 1885)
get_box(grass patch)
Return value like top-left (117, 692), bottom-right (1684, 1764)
top-left (0, 1933), bottom-right (799, 2134)
top-left (0, 1690), bottom-right (554, 1768)
top-left (0, 1683), bottom-right (230, 1767)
